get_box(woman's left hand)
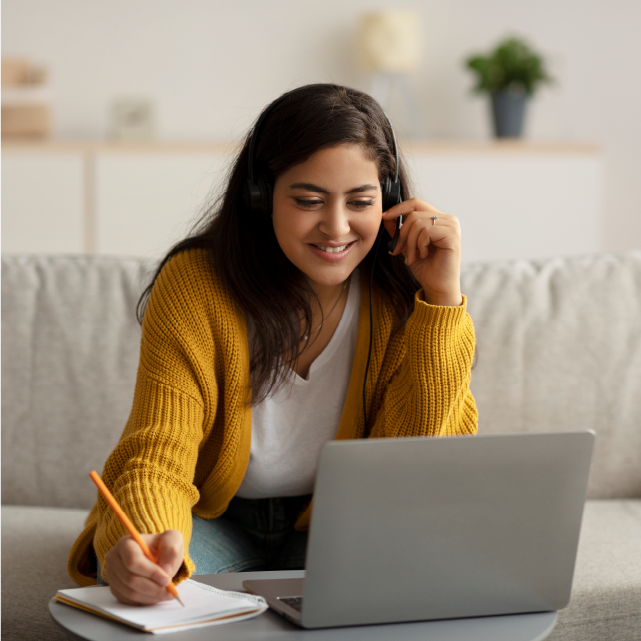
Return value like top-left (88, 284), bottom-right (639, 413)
top-left (383, 198), bottom-right (462, 307)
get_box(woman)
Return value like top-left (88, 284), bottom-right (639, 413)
top-left (68, 84), bottom-right (477, 604)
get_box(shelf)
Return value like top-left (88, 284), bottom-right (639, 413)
top-left (2, 139), bottom-right (234, 154)
top-left (404, 140), bottom-right (600, 155)
top-left (2, 138), bottom-right (600, 155)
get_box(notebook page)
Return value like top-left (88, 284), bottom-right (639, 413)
top-left (56, 580), bottom-right (267, 632)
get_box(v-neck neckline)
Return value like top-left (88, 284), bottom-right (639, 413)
top-left (290, 269), bottom-right (360, 384)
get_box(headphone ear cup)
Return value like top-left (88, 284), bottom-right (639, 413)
top-left (383, 176), bottom-right (403, 252)
top-left (244, 174), bottom-right (273, 216)
top-left (382, 177), bottom-right (401, 212)
top-left (244, 179), bottom-right (262, 214)
top-left (381, 176), bottom-right (392, 212)
top-left (260, 174), bottom-right (273, 216)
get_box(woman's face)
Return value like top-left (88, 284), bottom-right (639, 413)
top-left (272, 144), bottom-right (382, 292)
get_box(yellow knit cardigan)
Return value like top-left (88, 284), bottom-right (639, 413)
top-left (68, 248), bottom-right (478, 586)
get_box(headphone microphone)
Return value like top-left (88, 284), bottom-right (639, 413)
top-left (244, 89), bottom-right (402, 435)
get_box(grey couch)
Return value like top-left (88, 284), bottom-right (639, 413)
top-left (2, 252), bottom-right (640, 641)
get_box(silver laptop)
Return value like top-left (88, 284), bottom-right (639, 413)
top-left (243, 431), bottom-right (594, 629)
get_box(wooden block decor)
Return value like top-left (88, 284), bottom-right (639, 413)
top-left (2, 104), bottom-right (51, 137)
top-left (0, 58), bottom-right (30, 87)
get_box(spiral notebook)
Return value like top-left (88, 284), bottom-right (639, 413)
top-left (55, 579), bottom-right (267, 634)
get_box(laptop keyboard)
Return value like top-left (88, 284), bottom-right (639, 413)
top-left (278, 596), bottom-right (303, 612)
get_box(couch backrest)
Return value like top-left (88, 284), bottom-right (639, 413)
top-left (2, 255), bottom-right (150, 509)
top-left (462, 251), bottom-right (641, 500)
top-left (2, 252), bottom-right (640, 508)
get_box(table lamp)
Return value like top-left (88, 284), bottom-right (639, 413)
top-left (358, 10), bottom-right (423, 138)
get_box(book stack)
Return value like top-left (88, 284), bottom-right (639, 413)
top-left (2, 58), bottom-right (51, 138)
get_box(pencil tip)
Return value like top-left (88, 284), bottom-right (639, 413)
top-left (176, 594), bottom-right (185, 608)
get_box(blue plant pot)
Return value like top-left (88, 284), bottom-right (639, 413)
top-left (491, 92), bottom-right (528, 138)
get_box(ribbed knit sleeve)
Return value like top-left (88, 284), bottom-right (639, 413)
top-left (68, 249), bottom-right (253, 586)
top-left (368, 292), bottom-right (477, 439)
top-left (95, 252), bottom-right (214, 582)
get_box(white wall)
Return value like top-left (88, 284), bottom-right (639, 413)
top-left (3, 0), bottom-right (640, 252)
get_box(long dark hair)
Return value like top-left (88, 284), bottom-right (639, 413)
top-left (138, 83), bottom-right (419, 404)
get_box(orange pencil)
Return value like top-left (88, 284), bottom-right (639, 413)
top-left (90, 471), bottom-right (185, 607)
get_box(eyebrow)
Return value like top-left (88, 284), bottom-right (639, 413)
top-left (289, 182), bottom-right (378, 194)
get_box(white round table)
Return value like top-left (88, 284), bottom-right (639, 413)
top-left (50, 570), bottom-right (558, 641)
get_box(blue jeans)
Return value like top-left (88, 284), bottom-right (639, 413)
top-left (97, 494), bottom-right (310, 584)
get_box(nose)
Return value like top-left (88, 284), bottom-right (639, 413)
top-left (318, 200), bottom-right (351, 239)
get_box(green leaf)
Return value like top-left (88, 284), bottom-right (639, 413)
top-left (464, 36), bottom-right (554, 95)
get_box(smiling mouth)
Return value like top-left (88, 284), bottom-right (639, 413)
top-left (313, 242), bottom-right (354, 253)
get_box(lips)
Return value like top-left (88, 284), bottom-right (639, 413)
top-left (314, 243), bottom-right (350, 253)
top-left (309, 241), bottom-right (356, 262)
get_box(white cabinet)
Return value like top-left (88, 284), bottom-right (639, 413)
top-left (2, 141), bottom-right (603, 263)
top-left (407, 147), bottom-right (602, 263)
top-left (2, 152), bottom-right (85, 254)
top-left (96, 153), bottom-right (229, 258)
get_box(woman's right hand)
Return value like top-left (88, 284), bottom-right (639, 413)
top-left (104, 530), bottom-right (184, 605)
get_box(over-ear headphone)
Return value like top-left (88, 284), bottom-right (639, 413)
top-left (244, 88), bottom-right (403, 434)
top-left (244, 90), bottom-right (403, 252)
top-left (380, 123), bottom-right (403, 252)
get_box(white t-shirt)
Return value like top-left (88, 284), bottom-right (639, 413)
top-left (236, 269), bottom-right (361, 499)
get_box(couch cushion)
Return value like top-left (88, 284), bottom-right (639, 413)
top-left (1, 505), bottom-right (90, 641)
top-left (549, 499), bottom-right (641, 640)
top-left (463, 252), bottom-right (641, 499)
top-left (1, 254), bottom-right (150, 509)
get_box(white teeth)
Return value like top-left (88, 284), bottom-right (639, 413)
top-left (316, 244), bottom-right (349, 253)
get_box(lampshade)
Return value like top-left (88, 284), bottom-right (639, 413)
top-left (358, 10), bottom-right (422, 73)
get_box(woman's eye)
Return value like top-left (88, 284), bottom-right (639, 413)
top-left (295, 199), bottom-right (322, 207)
top-left (350, 200), bottom-right (374, 208)
top-left (293, 198), bottom-right (374, 208)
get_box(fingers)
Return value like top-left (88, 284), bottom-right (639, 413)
top-left (383, 197), bottom-right (452, 247)
top-left (105, 532), bottom-right (183, 605)
top-left (382, 216), bottom-right (401, 241)
top-left (382, 196), bottom-right (440, 220)
top-left (389, 211), bottom-right (460, 264)
top-left (153, 529), bottom-right (184, 578)
top-left (406, 220), bottom-right (431, 264)
top-left (404, 221), bottom-right (451, 265)
top-left (384, 198), bottom-right (462, 305)
top-left (108, 536), bottom-right (172, 605)
top-left (417, 226), bottom-right (435, 260)
top-left (108, 565), bottom-right (172, 605)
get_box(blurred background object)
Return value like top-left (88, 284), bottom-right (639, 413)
top-left (1, 0), bottom-right (639, 259)
top-left (109, 98), bottom-right (155, 142)
top-left (2, 57), bottom-right (51, 138)
top-left (358, 9), bottom-right (424, 138)
top-left (2, 57), bottom-right (35, 84)
top-left (466, 37), bottom-right (554, 137)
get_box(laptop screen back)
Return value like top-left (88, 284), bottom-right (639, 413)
top-left (301, 432), bottom-right (594, 628)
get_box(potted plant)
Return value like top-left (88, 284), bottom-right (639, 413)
top-left (465, 37), bottom-right (553, 138)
